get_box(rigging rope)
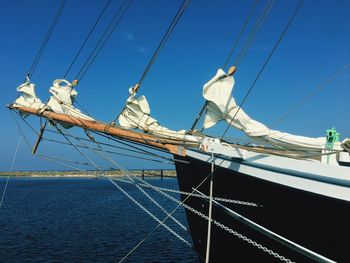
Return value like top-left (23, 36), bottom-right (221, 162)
top-left (75, 0), bottom-right (133, 82)
top-left (0, 136), bottom-right (22, 209)
top-left (271, 63), bottom-right (350, 128)
top-left (223, 0), bottom-right (260, 70)
top-left (117, 155), bottom-right (293, 262)
top-left (190, 0), bottom-right (270, 132)
top-left (234, 0), bottom-right (276, 67)
top-left (28, 0), bottom-right (67, 78)
top-left (111, 0), bottom-right (190, 125)
top-left (10, 108), bottom-right (295, 262)
top-left (10, 109), bottom-right (89, 171)
top-left (221, 0), bottom-right (304, 140)
top-left (11, 109), bottom-right (177, 165)
top-left (63, 0), bottom-right (112, 79)
top-left (46, 129), bottom-right (173, 163)
top-left (50, 121), bottom-right (191, 252)
top-left (136, 0), bottom-right (191, 90)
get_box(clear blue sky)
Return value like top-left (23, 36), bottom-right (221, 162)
top-left (0, 0), bottom-right (349, 171)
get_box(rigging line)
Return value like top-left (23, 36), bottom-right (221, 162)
top-left (110, 179), bottom-right (192, 263)
top-left (90, 130), bottom-right (177, 162)
top-left (0, 136), bottom-right (22, 209)
top-left (118, 157), bottom-right (227, 263)
top-left (56, 124), bottom-right (189, 237)
top-left (13, 110), bottom-right (39, 136)
top-left (271, 63), bottom-right (350, 128)
top-left (117, 110), bottom-right (201, 142)
top-left (63, 0), bottom-right (112, 78)
top-left (28, 0), bottom-right (68, 78)
top-left (10, 110), bottom-right (34, 151)
top-left (46, 133), bottom-right (172, 164)
top-left (221, 0), bottom-right (304, 140)
top-left (190, 0), bottom-right (267, 132)
top-left (74, 99), bottom-right (92, 117)
top-left (234, 0), bottom-right (275, 67)
top-left (115, 177), bottom-right (259, 207)
top-left (189, 101), bottom-right (208, 133)
top-left (37, 154), bottom-right (96, 167)
top-left (10, 110), bottom-right (87, 171)
top-left (54, 124), bottom-right (102, 170)
top-left (75, 0), bottom-right (133, 82)
top-left (46, 129), bottom-right (161, 157)
top-left (38, 154), bottom-right (87, 171)
top-left (87, 144), bottom-right (187, 232)
top-left (43, 136), bottom-right (172, 164)
top-left (136, 0), bottom-right (190, 88)
top-left (13, 108), bottom-right (174, 163)
top-left (89, 145), bottom-right (188, 233)
top-left (13, 104), bottom-right (180, 163)
top-left (54, 124), bottom-right (188, 239)
top-left (223, 0), bottom-right (260, 70)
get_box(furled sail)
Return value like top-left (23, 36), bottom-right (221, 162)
top-left (203, 69), bottom-right (329, 151)
top-left (14, 77), bottom-right (45, 117)
top-left (14, 78), bottom-right (94, 127)
top-left (46, 79), bottom-right (94, 123)
top-left (119, 88), bottom-right (198, 143)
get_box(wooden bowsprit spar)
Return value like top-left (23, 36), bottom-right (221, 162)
top-left (8, 104), bottom-right (195, 157)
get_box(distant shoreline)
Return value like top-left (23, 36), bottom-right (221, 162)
top-left (0, 169), bottom-right (176, 178)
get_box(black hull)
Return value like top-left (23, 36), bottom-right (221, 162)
top-left (174, 154), bottom-right (350, 262)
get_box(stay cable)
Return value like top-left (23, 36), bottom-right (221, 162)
top-left (0, 136), bottom-right (22, 209)
top-left (28, 0), bottom-right (67, 78)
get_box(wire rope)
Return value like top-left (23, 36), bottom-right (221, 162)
top-left (221, 0), bottom-right (304, 140)
top-left (271, 63), bottom-right (350, 128)
top-left (136, 0), bottom-right (191, 88)
top-left (28, 0), bottom-right (67, 78)
top-left (190, 0), bottom-right (269, 132)
top-left (75, 0), bottom-right (133, 82)
top-left (234, 0), bottom-right (276, 67)
top-left (63, 0), bottom-right (112, 78)
top-left (0, 136), bottom-right (22, 208)
top-left (223, 0), bottom-right (260, 70)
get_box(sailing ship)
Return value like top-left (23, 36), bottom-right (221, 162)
top-left (7, 0), bottom-right (350, 262)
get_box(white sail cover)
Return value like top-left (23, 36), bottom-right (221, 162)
top-left (47, 79), bottom-right (94, 123)
top-left (14, 78), bottom-right (45, 117)
top-left (203, 69), bottom-right (328, 151)
top-left (119, 88), bottom-right (198, 143)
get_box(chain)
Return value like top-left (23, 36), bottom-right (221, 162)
top-left (126, 176), bottom-right (188, 232)
top-left (137, 182), bottom-right (259, 207)
top-left (128, 177), bottom-right (292, 262)
top-left (213, 220), bottom-right (294, 263)
top-left (80, 131), bottom-right (189, 233)
top-left (108, 179), bottom-right (191, 247)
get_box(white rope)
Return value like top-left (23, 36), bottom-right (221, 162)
top-left (0, 136), bottom-right (22, 208)
top-left (205, 153), bottom-right (214, 263)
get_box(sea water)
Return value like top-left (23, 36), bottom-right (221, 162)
top-left (0, 177), bottom-right (199, 262)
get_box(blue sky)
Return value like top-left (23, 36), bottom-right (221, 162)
top-left (0, 0), bottom-right (349, 171)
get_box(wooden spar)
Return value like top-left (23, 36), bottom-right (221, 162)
top-left (32, 120), bottom-right (47, 154)
top-left (8, 104), bottom-right (187, 156)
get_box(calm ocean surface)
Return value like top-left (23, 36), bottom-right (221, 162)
top-left (0, 177), bottom-right (199, 263)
